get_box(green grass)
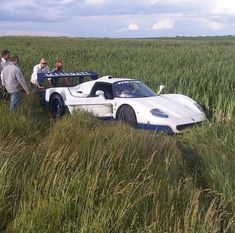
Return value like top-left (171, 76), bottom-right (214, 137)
top-left (0, 36), bottom-right (234, 232)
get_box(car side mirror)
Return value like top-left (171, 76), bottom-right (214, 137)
top-left (95, 90), bottom-right (104, 97)
top-left (157, 84), bottom-right (165, 94)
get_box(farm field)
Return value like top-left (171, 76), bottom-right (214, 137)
top-left (0, 36), bottom-right (234, 232)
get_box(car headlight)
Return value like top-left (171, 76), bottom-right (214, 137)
top-left (194, 103), bottom-right (204, 112)
top-left (150, 109), bottom-right (169, 118)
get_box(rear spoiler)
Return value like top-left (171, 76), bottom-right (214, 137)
top-left (37, 71), bottom-right (98, 86)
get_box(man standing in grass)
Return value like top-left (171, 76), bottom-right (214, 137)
top-left (1, 55), bottom-right (30, 111)
top-left (0, 49), bottom-right (10, 71)
top-left (48, 59), bottom-right (70, 87)
top-left (0, 49), bottom-right (11, 100)
top-left (30, 57), bottom-right (50, 89)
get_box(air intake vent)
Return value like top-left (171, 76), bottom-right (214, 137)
top-left (176, 122), bottom-right (202, 131)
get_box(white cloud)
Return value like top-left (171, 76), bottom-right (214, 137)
top-left (205, 20), bottom-right (224, 30)
top-left (60, 0), bottom-right (76, 4)
top-left (152, 19), bottom-right (174, 30)
top-left (85, 0), bottom-right (106, 5)
top-left (208, 0), bottom-right (235, 15)
top-left (3, 30), bottom-right (65, 37)
top-left (116, 23), bottom-right (139, 33)
top-left (128, 23), bottom-right (139, 30)
top-left (141, 0), bottom-right (197, 5)
top-left (142, 0), bottom-right (160, 4)
top-left (3, 0), bottom-right (37, 10)
top-left (17, 0), bottom-right (36, 5)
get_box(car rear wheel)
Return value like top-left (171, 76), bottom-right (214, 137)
top-left (49, 93), bottom-right (66, 118)
top-left (116, 105), bottom-right (137, 128)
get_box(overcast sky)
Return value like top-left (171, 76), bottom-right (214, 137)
top-left (0, 0), bottom-right (235, 38)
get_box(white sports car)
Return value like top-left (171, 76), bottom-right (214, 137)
top-left (38, 71), bottom-right (207, 134)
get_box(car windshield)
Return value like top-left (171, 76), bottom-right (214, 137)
top-left (113, 80), bottom-right (157, 98)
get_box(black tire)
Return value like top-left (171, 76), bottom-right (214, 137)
top-left (116, 105), bottom-right (137, 128)
top-left (49, 93), bottom-right (65, 118)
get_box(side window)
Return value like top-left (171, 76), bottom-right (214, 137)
top-left (91, 83), bottom-right (114, 99)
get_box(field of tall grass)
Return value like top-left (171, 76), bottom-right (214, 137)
top-left (0, 36), bottom-right (234, 232)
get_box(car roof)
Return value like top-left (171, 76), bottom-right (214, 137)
top-left (97, 76), bottom-right (136, 84)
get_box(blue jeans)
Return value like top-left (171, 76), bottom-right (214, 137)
top-left (10, 91), bottom-right (21, 111)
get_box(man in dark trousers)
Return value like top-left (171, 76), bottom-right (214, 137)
top-left (1, 55), bottom-right (30, 111)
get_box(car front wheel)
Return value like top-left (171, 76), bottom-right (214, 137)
top-left (116, 105), bottom-right (137, 128)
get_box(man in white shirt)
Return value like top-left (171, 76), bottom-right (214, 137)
top-left (0, 49), bottom-right (10, 73)
top-left (30, 57), bottom-right (50, 89)
top-left (0, 49), bottom-right (11, 100)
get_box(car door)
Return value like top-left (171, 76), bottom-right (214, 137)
top-left (73, 82), bottom-right (114, 119)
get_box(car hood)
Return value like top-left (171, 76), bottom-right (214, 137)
top-left (124, 94), bottom-right (202, 119)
